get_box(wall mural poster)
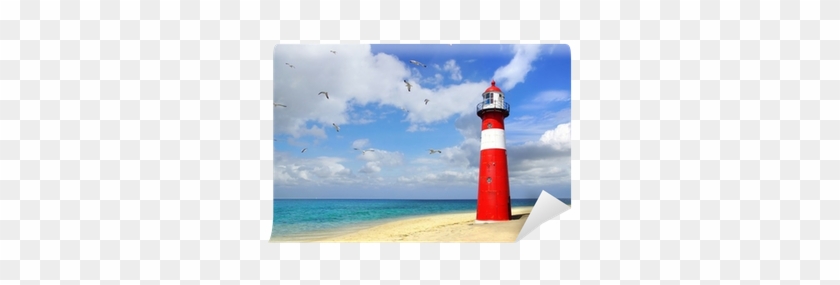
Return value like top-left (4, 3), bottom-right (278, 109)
top-left (271, 44), bottom-right (572, 243)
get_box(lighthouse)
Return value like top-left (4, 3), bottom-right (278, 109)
top-left (475, 80), bottom-right (512, 223)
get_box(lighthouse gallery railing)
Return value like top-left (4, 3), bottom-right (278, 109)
top-left (476, 102), bottom-right (510, 113)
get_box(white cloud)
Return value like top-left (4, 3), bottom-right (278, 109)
top-left (519, 90), bottom-right (571, 112)
top-left (397, 169), bottom-right (477, 186)
top-left (273, 153), bottom-right (355, 186)
top-left (403, 114), bottom-right (571, 189)
top-left (442, 59), bottom-right (463, 81)
top-left (347, 109), bottom-right (377, 125)
top-left (274, 44), bottom-right (570, 197)
top-left (506, 123), bottom-right (572, 185)
top-left (357, 149), bottom-right (404, 175)
top-left (422, 73), bottom-right (444, 85)
top-left (351, 139), bottom-right (369, 149)
top-left (492, 45), bottom-right (542, 91)
top-left (274, 45), bottom-right (493, 137)
top-left (441, 119), bottom-right (572, 188)
top-left (504, 108), bottom-right (571, 145)
top-left (274, 45), bottom-right (410, 138)
top-left (275, 122), bottom-right (571, 196)
top-left (357, 149), bottom-right (404, 164)
top-left (273, 146), bottom-right (407, 188)
top-left (406, 124), bottom-right (433, 132)
top-left (533, 90), bottom-right (570, 103)
top-left (359, 162), bottom-right (381, 174)
top-left (538, 123), bottom-right (571, 150)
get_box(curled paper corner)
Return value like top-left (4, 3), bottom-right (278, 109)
top-left (516, 190), bottom-right (571, 242)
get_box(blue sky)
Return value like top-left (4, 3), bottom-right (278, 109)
top-left (274, 44), bottom-right (571, 200)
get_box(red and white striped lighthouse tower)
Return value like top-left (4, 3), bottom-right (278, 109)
top-left (475, 79), bottom-right (512, 223)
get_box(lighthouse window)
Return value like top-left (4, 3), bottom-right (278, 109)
top-left (486, 177), bottom-right (492, 183)
top-left (487, 123), bottom-right (492, 128)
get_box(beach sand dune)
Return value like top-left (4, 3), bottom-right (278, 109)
top-left (276, 206), bottom-right (533, 243)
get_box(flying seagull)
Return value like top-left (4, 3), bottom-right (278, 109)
top-left (274, 103), bottom-right (287, 107)
top-left (330, 50), bottom-right (336, 54)
top-left (285, 63), bottom-right (295, 68)
top-left (429, 149), bottom-right (442, 154)
top-left (354, 148), bottom-right (375, 155)
top-left (409, 60), bottom-right (426, 67)
top-left (424, 99), bottom-right (429, 105)
top-left (404, 80), bottom-right (412, 92)
top-left (332, 123), bottom-right (340, 132)
top-left (301, 148), bottom-right (307, 153)
top-left (318, 91), bottom-right (329, 99)
top-left (400, 107), bottom-right (408, 112)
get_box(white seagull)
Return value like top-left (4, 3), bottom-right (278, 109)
top-left (403, 80), bottom-right (412, 92)
top-left (428, 149), bottom-right (442, 154)
top-left (409, 60), bottom-right (426, 67)
top-left (318, 91), bottom-right (329, 99)
top-left (424, 99), bottom-right (430, 105)
top-left (274, 103), bottom-right (287, 107)
top-left (354, 148), bottom-right (375, 155)
top-left (285, 63), bottom-right (295, 68)
top-left (332, 123), bottom-right (340, 132)
top-left (301, 148), bottom-right (307, 153)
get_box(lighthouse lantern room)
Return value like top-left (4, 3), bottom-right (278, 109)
top-left (475, 80), bottom-right (512, 223)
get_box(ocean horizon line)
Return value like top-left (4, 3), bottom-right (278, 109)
top-left (273, 197), bottom-right (562, 201)
top-left (271, 198), bottom-right (570, 239)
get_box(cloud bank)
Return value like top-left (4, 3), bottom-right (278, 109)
top-left (274, 44), bottom-right (570, 199)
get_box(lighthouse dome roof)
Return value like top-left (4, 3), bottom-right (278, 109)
top-left (484, 80), bottom-right (502, 93)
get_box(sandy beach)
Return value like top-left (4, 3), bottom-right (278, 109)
top-left (271, 206), bottom-right (533, 243)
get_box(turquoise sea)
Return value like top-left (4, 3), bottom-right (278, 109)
top-left (270, 198), bottom-right (570, 240)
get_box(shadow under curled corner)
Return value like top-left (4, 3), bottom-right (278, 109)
top-left (515, 190), bottom-right (571, 242)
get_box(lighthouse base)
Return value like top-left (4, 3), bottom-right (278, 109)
top-left (474, 220), bottom-right (511, 224)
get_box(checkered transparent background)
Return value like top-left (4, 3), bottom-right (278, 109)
top-left (1, 0), bottom-right (838, 283)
